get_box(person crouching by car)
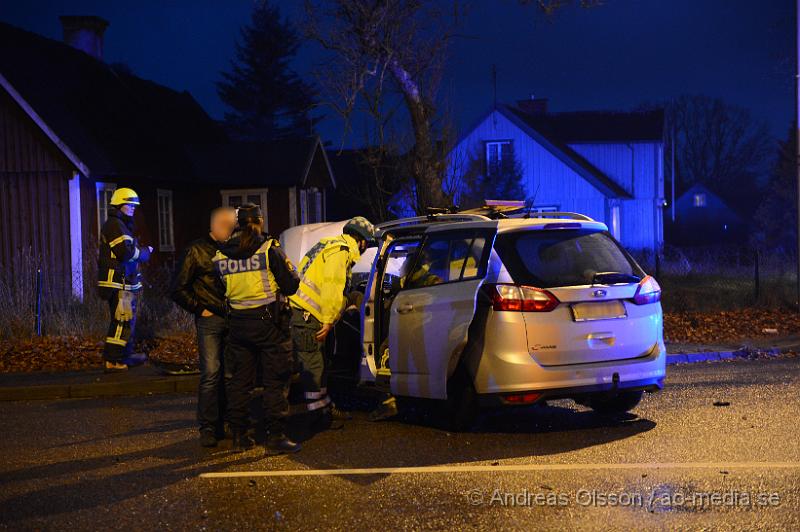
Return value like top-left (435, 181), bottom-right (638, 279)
top-left (170, 206), bottom-right (236, 448)
top-left (288, 216), bottom-right (374, 431)
top-left (213, 204), bottom-right (301, 454)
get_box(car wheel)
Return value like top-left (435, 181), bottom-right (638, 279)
top-left (438, 363), bottom-right (478, 432)
top-left (588, 390), bottom-right (643, 415)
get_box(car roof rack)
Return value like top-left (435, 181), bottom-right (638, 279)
top-left (521, 211), bottom-right (595, 222)
top-left (376, 213), bottom-right (490, 234)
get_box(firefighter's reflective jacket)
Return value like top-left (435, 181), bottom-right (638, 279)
top-left (289, 234), bottom-right (361, 324)
top-left (213, 233), bottom-right (300, 310)
top-left (98, 208), bottom-right (151, 298)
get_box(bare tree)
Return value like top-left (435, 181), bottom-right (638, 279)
top-left (668, 95), bottom-right (772, 212)
top-left (306, 0), bottom-right (599, 215)
top-left (517, 0), bottom-right (603, 15)
top-left (304, 0), bottom-right (464, 214)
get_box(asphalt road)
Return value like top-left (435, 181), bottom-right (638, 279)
top-left (1, 357), bottom-right (799, 530)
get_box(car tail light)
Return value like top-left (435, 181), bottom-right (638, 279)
top-left (504, 392), bottom-right (542, 404)
top-left (632, 275), bottom-right (661, 305)
top-left (488, 284), bottom-right (559, 312)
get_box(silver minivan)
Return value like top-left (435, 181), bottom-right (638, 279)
top-left (358, 211), bottom-right (665, 429)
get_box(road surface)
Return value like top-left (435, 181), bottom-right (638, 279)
top-left (1, 357), bottom-right (799, 530)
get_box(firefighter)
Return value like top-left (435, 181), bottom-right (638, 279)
top-left (288, 216), bottom-right (374, 430)
top-left (214, 204), bottom-right (301, 454)
top-left (98, 187), bottom-right (152, 372)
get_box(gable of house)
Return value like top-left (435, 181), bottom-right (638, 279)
top-left (448, 104), bottom-right (665, 251)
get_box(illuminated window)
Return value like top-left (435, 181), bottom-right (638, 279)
top-left (485, 141), bottom-right (512, 177)
top-left (157, 189), bottom-right (174, 252)
top-left (95, 182), bottom-right (117, 236)
top-left (693, 193), bottom-right (706, 207)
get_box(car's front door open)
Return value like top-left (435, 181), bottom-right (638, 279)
top-left (388, 225), bottom-right (496, 399)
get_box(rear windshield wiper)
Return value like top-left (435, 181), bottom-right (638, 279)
top-left (592, 271), bottom-right (641, 285)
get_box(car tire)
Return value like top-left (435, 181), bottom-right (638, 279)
top-left (437, 363), bottom-right (478, 432)
top-left (588, 390), bottom-right (643, 414)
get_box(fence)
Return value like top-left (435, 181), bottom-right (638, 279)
top-left (633, 245), bottom-right (798, 313)
top-left (0, 247), bottom-right (193, 341)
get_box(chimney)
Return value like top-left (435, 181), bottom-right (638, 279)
top-left (59, 16), bottom-right (109, 60)
top-left (516, 95), bottom-right (548, 115)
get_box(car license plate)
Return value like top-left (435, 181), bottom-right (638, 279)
top-left (571, 301), bottom-right (627, 322)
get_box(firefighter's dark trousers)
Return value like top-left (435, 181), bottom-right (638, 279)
top-left (224, 310), bottom-right (293, 435)
top-left (103, 290), bottom-right (139, 363)
top-left (289, 308), bottom-right (330, 415)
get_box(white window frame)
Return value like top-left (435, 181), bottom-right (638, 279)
top-left (300, 187), bottom-right (324, 225)
top-left (95, 181), bottom-right (117, 237)
top-left (530, 205), bottom-right (559, 213)
top-left (610, 204), bottom-right (621, 240)
top-left (157, 189), bottom-right (175, 252)
top-left (221, 188), bottom-right (269, 233)
top-left (485, 140), bottom-right (511, 176)
top-left (693, 193), bottom-right (707, 207)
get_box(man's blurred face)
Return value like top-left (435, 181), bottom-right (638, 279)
top-left (119, 204), bottom-right (136, 216)
top-left (210, 209), bottom-right (236, 242)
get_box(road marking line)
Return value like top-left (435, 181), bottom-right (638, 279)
top-left (200, 462), bottom-right (800, 479)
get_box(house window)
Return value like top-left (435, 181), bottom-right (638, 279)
top-left (221, 189), bottom-right (269, 232)
top-left (530, 205), bottom-right (559, 213)
top-left (157, 189), bottom-right (174, 252)
top-left (485, 141), bottom-right (512, 177)
top-left (693, 193), bottom-right (707, 207)
top-left (96, 182), bottom-right (117, 235)
top-left (300, 187), bottom-right (324, 225)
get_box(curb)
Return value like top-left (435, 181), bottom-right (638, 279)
top-left (666, 346), bottom-right (791, 366)
top-left (0, 375), bottom-right (198, 402)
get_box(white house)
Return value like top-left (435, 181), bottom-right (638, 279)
top-left (446, 99), bottom-right (666, 252)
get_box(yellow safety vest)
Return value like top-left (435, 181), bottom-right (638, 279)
top-left (213, 239), bottom-right (279, 310)
top-left (289, 234), bottom-right (360, 324)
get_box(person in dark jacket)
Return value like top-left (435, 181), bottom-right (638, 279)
top-left (171, 206), bottom-right (236, 448)
top-left (213, 204), bottom-right (301, 454)
top-left (98, 188), bottom-right (152, 372)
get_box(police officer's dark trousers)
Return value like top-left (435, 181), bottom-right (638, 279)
top-left (224, 306), bottom-right (293, 436)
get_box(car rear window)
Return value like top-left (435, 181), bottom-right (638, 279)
top-left (493, 229), bottom-right (644, 288)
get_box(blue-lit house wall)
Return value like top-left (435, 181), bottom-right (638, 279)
top-left (446, 106), bottom-right (665, 253)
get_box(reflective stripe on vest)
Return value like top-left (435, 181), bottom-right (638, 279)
top-left (213, 239), bottom-right (278, 310)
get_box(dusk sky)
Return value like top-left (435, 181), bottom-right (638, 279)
top-left (2, 0), bottom-right (794, 145)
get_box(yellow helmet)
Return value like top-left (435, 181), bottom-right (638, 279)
top-left (110, 187), bottom-right (140, 206)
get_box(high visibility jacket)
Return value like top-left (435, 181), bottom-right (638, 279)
top-left (98, 208), bottom-right (151, 297)
top-left (213, 238), bottom-right (283, 310)
top-left (289, 234), bottom-right (361, 324)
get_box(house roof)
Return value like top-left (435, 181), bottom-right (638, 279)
top-left (0, 21), bottom-right (225, 180)
top-left (496, 105), bottom-right (632, 198)
top-left (508, 107), bottom-right (665, 143)
top-left (189, 136), bottom-right (335, 188)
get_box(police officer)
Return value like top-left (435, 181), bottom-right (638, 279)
top-left (98, 188), bottom-right (152, 372)
top-left (214, 204), bottom-right (301, 454)
top-left (288, 216), bottom-right (374, 429)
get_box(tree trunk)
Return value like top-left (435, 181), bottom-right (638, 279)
top-left (389, 59), bottom-right (449, 213)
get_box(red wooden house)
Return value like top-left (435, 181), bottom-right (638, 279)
top-left (0, 17), bottom-right (336, 300)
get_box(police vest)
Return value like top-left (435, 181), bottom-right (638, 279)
top-left (213, 239), bottom-right (279, 310)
